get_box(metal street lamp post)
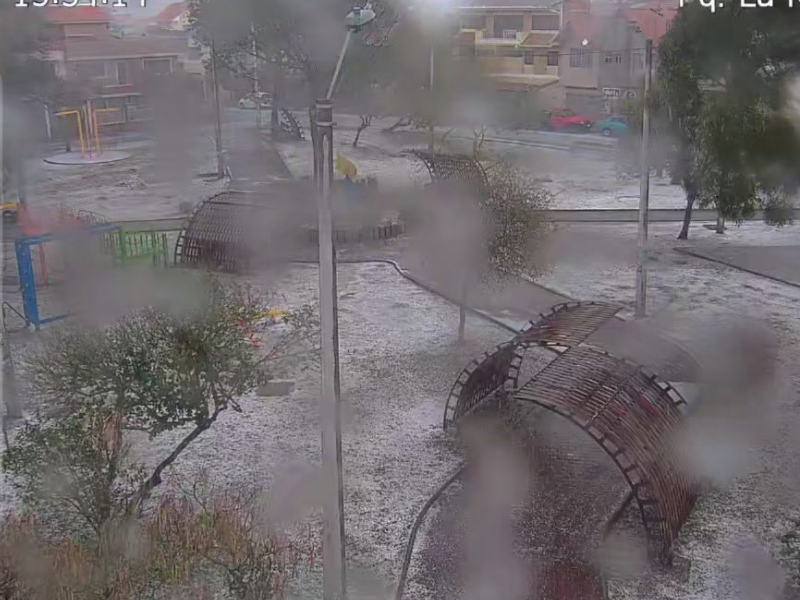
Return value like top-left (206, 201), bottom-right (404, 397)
top-left (313, 6), bottom-right (375, 600)
top-left (0, 73), bottom-right (23, 428)
top-left (210, 40), bottom-right (225, 178)
top-left (635, 39), bottom-right (653, 317)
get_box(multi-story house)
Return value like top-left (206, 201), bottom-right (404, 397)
top-left (453, 0), bottom-right (562, 96)
top-left (150, 1), bottom-right (191, 31)
top-left (557, 2), bottom-right (676, 115)
top-left (43, 5), bottom-right (190, 127)
top-left (144, 3), bottom-right (205, 90)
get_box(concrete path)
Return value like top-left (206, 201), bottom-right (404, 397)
top-left (678, 245), bottom-right (800, 289)
top-left (223, 122), bottom-right (295, 194)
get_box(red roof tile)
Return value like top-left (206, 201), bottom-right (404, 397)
top-left (562, 15), bottom-right (598, 42)
top-left (44, 6), bottom-right (110, 24)
top-left (520, 31), bottom-right (558, 47)
top-left (154, 2), bottom-right (188, 25)
top-left (620, 6), bottom-right (677, 42)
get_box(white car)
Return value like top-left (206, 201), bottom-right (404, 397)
top-left (238, 93), bottom-right (272, 110)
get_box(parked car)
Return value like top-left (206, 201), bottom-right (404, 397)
top-left (238, 92), bottom-right (272, 110)
top-left (545, 108), bottom-right (594, 132)
top-left (594, 115), bottom-right (630, 137)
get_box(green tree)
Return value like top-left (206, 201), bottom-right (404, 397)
top-left (2, 280), bottom-right (317, 535)
top-left (188, 0), bottom-right (393, 111)
top-left (658, 3), bottom-right (800, 239)
top-left (414, 159), bottom-right (551, 341)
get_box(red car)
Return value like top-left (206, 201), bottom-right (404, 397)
top-left (545, 108), bottom-right (594, 131)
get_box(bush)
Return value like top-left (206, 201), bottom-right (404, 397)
top-left (2, 278), bottom-right (318, 537)
top-left (0, 482), bottom-right (314, 600)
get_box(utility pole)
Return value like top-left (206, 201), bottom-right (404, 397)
top-left (428, 43), bottom-right (435, 153)
top-left (314, 98), bottom-right (347, 600)
top-left (210, 40), bottom-right (225, 178)
top-left (1, 71), bottom-right (4, 206)
top-left (635, 39), bottom-right (653, 318)
top-left (314, 10), bottom-right (375, 597)
top-left (0, 75), bottom-right (22, 426)
top-left (251, 22), bottom-right (262, 130)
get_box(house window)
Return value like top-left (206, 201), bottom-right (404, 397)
top-left (493, 15), bottom-right (523, 38)
top-left (73, 61), bottom-right (106, 80)
top-left (461, 15), bottom-right (486, 30)
top-left (502, 29), bottom-right (518, 40)
top-left (604, 52), bottom-right (622, 64)
top-left (524, 51), bottom-right (535, 65)
top-left (116, 61), bottom-right (129, 85)
top-left (142, 58), bottom-right (172, 76)
top-left (531, 15), bottom-right (560, 30)
top-left (569, 48), bottom-right (592, 68)
top-left (547, 52), bottom-right (559, 66)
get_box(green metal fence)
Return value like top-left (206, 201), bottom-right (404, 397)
top-left (110, 231), bottom-right (170, 268)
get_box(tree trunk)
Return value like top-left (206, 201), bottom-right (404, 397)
top-left (716, 214), bottom-right (725, 234)
top-left (1, 324), bottom-right (22, 421)
top-left (271, 62), bottom-right (281, 134)
top-left (383, 117), bottom-right (411, 133)
top-left (353, 125), bottom-right (366, 148)
top-left (129, 410), bottom-right (222, 514)
top-left (677, 193), bottom-right (695, 240)
top-left (458, 279), bottom-right (468, 342)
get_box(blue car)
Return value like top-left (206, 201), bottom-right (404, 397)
top-left (594, 115), bottom-right (630, 137)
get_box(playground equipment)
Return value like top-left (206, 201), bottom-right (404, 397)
top-left (55, 106), bottom-right (123, 158)
top-left (91, 108), bottom-right (124, 155)
top-left (175, 193), bottom-right (404, 273)
top-left (279, 108), bottom-right (305, 140)
top-left (16, 222), bottom-right (120, 328)
top-left (443, 301), bottom-right (699, 565)
top-left (411, 151), bottom-right (490, 199)
top-left (1, 200), bottom-right (19, 223)
top-left (15, 205), bottom-right (171, 329)
top-left (56, 109), bottom-right (88, 157)
top-left (110, 230), bottom-right (170, 268)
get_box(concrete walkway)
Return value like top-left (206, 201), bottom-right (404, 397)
top-left (341, 236), bottom-right (697, 383)
top-left (678, 245), bottom-right (800, 289)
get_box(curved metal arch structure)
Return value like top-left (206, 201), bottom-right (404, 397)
top-left (513, 346), bottom-right (694, 562)
top-left (411, 151), bottom-right (490, 198)
top-left (443, 341), bottom-right (525, 428)
top-left (443, 301), bottom-right (697, 563)
top-left (175, 195), bottom-right (407, 273)
top-left (443, 302), bottom-right (622, 429)
top-left (279, 108), bottom-right (305, 140)
top-left (175, 196), bottom-right (266, 272)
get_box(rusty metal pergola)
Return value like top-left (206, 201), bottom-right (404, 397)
top-left (411, 151), bottom-right (490, 199)
top-left (443, 301), bottom-right (698, 564)
top-left (174, 196), bottom-right (264, 272)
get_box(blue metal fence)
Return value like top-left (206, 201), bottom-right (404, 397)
top-left (15, 224), bottom-right (120, 329)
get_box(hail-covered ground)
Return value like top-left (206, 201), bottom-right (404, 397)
top-left (536, 220), bottom-right (800, 599)
top-left (127, 261), bottom-right (510, 599)
top-left (273, 111), bottom-right (687, 210)
top-left (24, 131), bottom-right (227, 222)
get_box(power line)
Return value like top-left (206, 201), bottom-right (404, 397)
top-left (468, 45), bottom-right (658, 57)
